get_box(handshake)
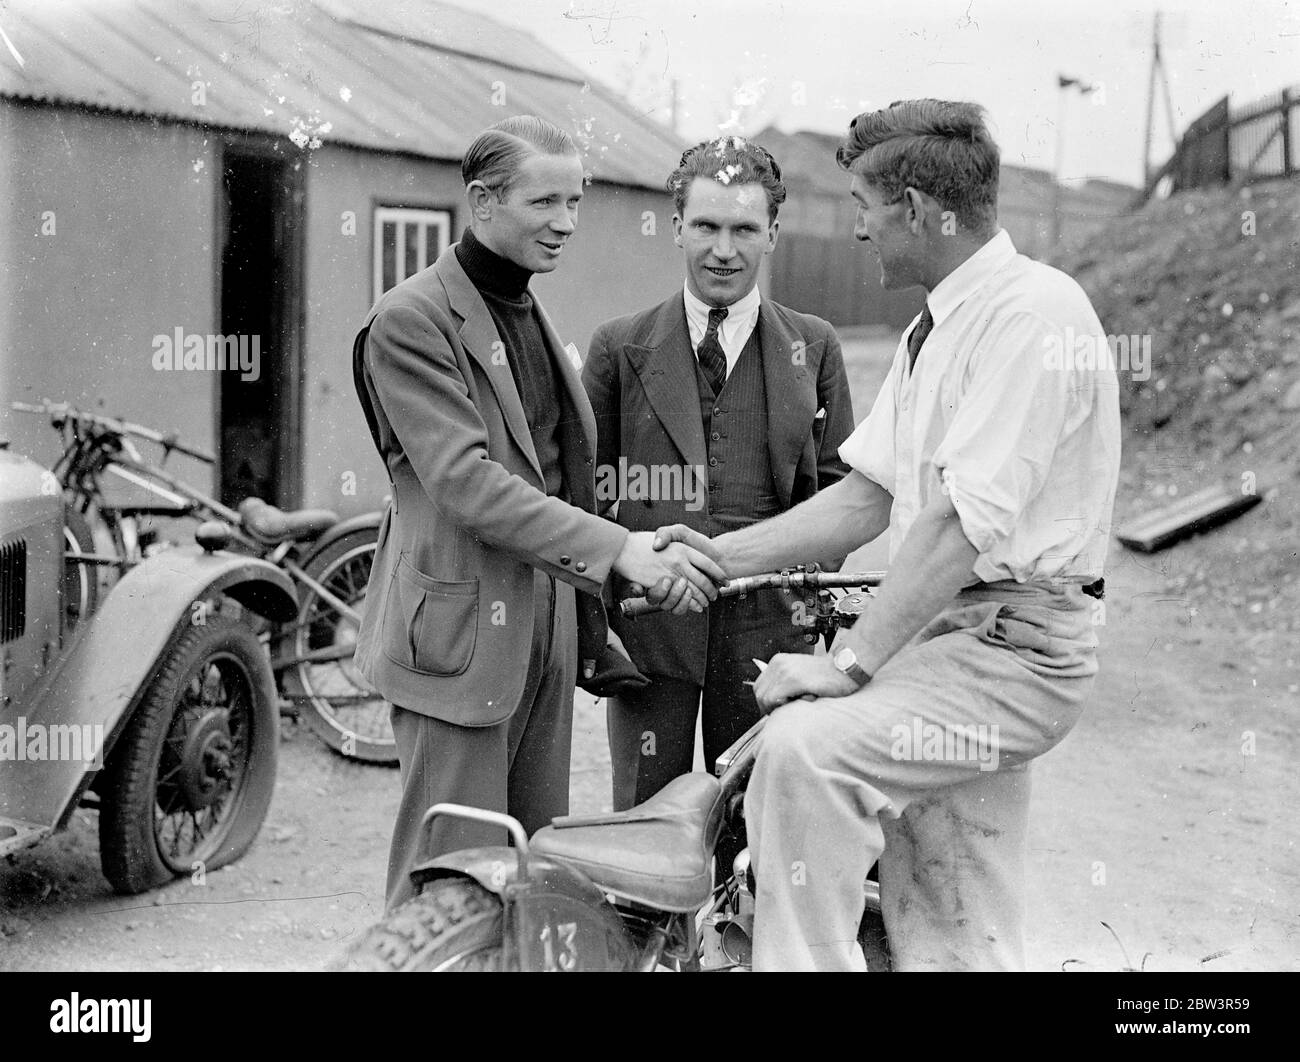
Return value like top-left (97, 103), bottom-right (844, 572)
top-left (610, 524), bottom-right (729, 616)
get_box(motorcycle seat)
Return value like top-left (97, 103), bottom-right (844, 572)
top-left (530, 772), bottom-right (724, 913)
top-left (239, 497), bottom-right (337, 543)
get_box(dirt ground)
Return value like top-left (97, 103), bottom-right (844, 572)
top-left (2, 333), bottom-right (1296, 972)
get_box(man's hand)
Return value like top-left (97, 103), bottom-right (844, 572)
top-left (753, 653), bottom-right (861, 714)
top-left (582, 627), bottom-right (634, 682)
top-left (643, 524), bottom-right (730, 615)
top-left (613, 531), bottom-right (726, 616)
top-left (651, 523), bottom-right (726, 571)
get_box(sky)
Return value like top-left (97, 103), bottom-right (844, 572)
top-left (442, 0), bottom-right (1300, 188)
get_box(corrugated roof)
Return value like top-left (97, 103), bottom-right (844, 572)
top-left (752, 126), bottom-right (850, 198)
top-left (0, 0), bottom-right (684, 191)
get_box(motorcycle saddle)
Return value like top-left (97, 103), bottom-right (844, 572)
top-left (531, 773), bottom-right (724, 913)
top-left (239, 497), bottom-right (338, 543)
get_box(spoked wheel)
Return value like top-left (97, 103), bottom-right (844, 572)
top-left (281, 529), bottom-right (394, 764)
top-left (97, 612), bottom-right (278, 894)
top-left (62, 504), bottom-right (99, 632)
top-left (340, 879), bottom-right (508, 971)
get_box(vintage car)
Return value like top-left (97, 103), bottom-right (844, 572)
top-left (0, 444), bottom-right (297, 893)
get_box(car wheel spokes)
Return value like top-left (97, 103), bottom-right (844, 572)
top-left (152, 652), bottom-right (254, 872)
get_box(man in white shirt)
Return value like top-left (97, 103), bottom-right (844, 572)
top-left (655, 100), bottom-right (1121, 970)
top-left (582, 137), bottom-right (855, 824)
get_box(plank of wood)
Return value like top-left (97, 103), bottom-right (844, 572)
top-left (1116, 484), bottom-right (1263, 553)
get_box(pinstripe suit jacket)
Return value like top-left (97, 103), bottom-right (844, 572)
top-left (582, 293), bottom-right (855, 682)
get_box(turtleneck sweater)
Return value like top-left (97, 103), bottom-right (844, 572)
top-left (456, 228), bottom-right (566, 500)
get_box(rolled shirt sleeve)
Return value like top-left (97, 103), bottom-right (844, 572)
top-left (838, 348), bottom-right (902, 496)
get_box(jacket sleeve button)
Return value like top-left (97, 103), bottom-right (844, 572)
top-left (575, 561), bottom-right (587, 573)
top-left (560, 555), bottom-right (572, 565)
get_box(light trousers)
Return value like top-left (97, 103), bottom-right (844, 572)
top-left (746, 582), bottom-right (1098, 971)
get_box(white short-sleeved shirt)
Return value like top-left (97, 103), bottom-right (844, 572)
top-left (839, 229), bottom-right (1121, 585)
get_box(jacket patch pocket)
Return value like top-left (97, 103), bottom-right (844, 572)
top-left (385, 556), bottom-right (479, 676)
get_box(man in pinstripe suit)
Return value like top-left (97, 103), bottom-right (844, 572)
top-left (582, 137), bottom-right (855, 819)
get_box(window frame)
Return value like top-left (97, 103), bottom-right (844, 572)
top-left (372, 205), bottom-right (453, 302)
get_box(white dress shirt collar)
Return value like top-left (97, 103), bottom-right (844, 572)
top-left (683, 281), bottom-right (762, 352)
top-left (925, 229), bottom-right (1017, 327)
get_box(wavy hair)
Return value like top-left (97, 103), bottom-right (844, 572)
top-left (837, 100), bottom-right (999, 230)
top-left (667, 136), bottom-right (787, 222)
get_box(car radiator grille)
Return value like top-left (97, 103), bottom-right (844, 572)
top-left (0, 537), bottom-right (27, 643)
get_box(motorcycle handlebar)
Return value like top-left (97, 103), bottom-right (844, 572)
top-left (12, 399), bottom-right (215, 464)
top-left (618, 569), bottom-right (885, 619)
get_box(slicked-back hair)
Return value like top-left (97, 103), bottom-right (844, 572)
top-left (837, 100), bottom-right (999, 231)
top-left (667, 136), bottom-right (787, 222)
top-left (461, 115), bottom-right (580, 198)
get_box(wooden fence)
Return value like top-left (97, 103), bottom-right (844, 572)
top-left (1148, 85), bottom-right (1298, 198)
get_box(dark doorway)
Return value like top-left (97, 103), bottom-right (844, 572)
top-left (217, 147), bottom-right (303, 508)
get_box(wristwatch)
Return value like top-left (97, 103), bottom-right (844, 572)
top-left (831, 646), bottom-right (872, 687)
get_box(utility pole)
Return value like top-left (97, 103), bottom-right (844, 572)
top-left (1142, 11), bottom-right (1179, 191)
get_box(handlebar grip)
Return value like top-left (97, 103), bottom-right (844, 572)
top-left (619, 596), bottom-right (659, 619)
top-left (618, 570), bottom-right (885, 620)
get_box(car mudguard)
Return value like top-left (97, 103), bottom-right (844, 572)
top-left (0, 547), bottom-right (296, 834)
top-left (411, 846), bottom-right (638, 971)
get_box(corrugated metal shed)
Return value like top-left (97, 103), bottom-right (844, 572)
top-left (0, 0), bottom-right (683, 190)
top-left (752, 126), bottom-right (852, 198)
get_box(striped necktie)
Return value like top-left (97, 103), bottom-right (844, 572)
top-left (697, 306), bottom-right (729, 396)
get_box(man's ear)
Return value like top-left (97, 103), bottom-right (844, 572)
top-left (765, 217), bottom-right (780, 254)
top-left (671, 213), bottom-right (684, 247)
top-left (902, 187), bottom-right (928, 234)
top-left (466, 180), bottom-right (495, 222)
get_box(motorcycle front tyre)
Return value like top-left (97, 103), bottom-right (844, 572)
top-left (341, 878), bottom-right (507, 971)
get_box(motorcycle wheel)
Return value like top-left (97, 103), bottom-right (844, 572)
top-left (340, 879), bottom-right (507, 971)
top-left (280, 528), bottom-right (395, 764)
top-left (62, 504), bottom-right (99, 632)
top-left (97, 612), bottom-right (278, 894)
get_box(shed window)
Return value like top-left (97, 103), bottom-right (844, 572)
top-left (373, 208), bottom-right (451, 301)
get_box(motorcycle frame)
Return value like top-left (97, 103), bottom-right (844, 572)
top-left (401, 577), bottom-right (887, 971)
top-left (410, 726), bottom-right (765, 973)
top-left (32, 405), bottom-right (377, 663)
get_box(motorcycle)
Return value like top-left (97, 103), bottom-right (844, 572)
top-left (13, 399), bottom-right (394, 764)
top-left (342, 567), bottom-right (892, 971)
